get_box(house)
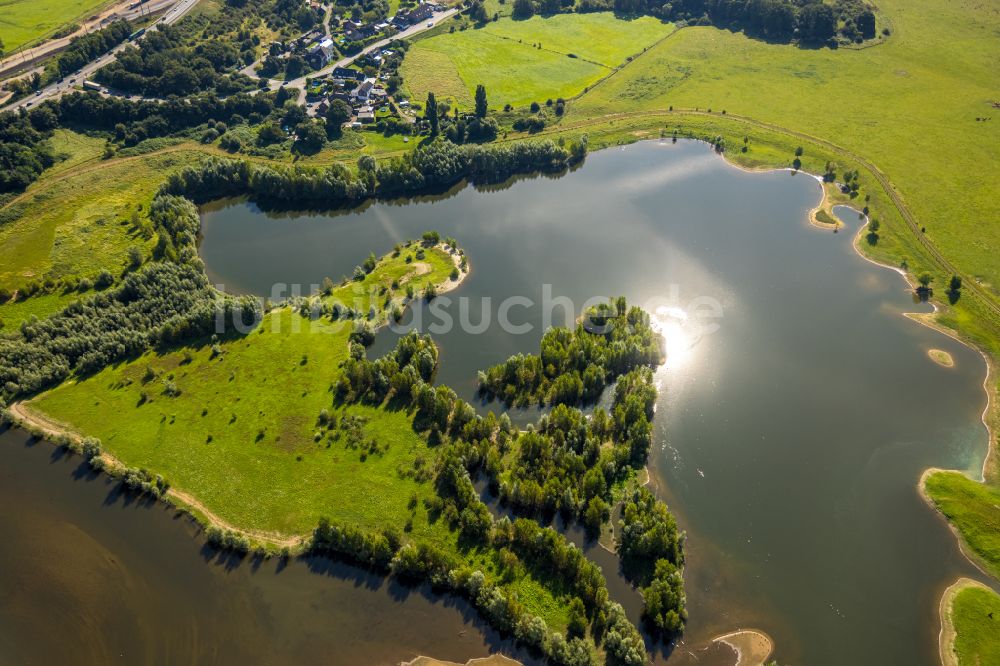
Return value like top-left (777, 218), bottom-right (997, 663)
top-left (402, 4), bottom-right (434, 23)
top-left (351, 79), bottom-right (374, 102)
top-left (357, 106), bottom-right (376, 123)
top-left (333, 66), bottom-right (365, 81)
top-left (306, 38), bottom-right (335, 68)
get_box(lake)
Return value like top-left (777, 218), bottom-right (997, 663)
top-left (3, 140), bottom-right (991, 664)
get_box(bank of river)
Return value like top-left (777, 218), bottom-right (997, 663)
top-left (1, 139), bottom-right (991, 664)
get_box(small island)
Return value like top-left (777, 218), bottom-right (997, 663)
top-left (928, 349), bottom-right (955, 368)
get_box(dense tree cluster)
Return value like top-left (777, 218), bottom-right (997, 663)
top-left (0, 109), bottom-right (55, 193)
top-left (160, 138), bottom-right (579, 206)
top-left (49, 20), bottom-right (134, 79)
top-left (576, 0), bottom-right (878, 44)
top-left (96, 22), bottom-right (255, 97)
top-left (52, 89), bottom-right (280, 146)
top-left (336, 330), bottom-right (440, 402)
top-left (0, 262), bottom-right (257, 398)
top-left (478, 297), bottom-right (664, 407)
top-left (619, 487), bottom-right (686, 636)
top-left (0, 194), bottom-right (260, 399)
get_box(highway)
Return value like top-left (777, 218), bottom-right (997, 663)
top-left (4, 0), bottom-right (202, 113)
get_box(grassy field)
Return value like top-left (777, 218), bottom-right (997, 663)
top-left (0, 0), bottom-right (112, 52)
top-left (30, 244), bottom-right (459, 538)
top-left (925, 471), bottom-right (1000, 580)
top-left (402, 13), bottom-right (673, 109)
top-left (949, 583), bottom-right (1000, 665)
top-left (0, 147), bottom-right (193, 295)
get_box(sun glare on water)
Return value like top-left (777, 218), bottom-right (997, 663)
top-left (650, 306), bottom-right (694, 370)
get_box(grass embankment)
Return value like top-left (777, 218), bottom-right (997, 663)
top-left (924, 471), bottom-right (1000, 580)
top-left (401, 13), bottom-right (673, 108)
top-left (0, 0), bottom-right (113, 52)
top-left (940, 579), bottom-right (1000, 666)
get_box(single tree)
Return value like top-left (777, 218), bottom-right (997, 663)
top-left (425, 92), bottom-right (439, 136)
top-left (475, 84), bottom-right (488, 118)
top-left (325, 99), bottom-right (353, 138)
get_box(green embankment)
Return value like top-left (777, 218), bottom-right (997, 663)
top-left (948, 582), bottom-right (1000, 666)
top-left (925, 471), bottom-right (1000, 580)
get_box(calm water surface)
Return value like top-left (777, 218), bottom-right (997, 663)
top-left (0, 426), bottom-right (526, 665)
top-left (3, 141), bottom-right (990, 664)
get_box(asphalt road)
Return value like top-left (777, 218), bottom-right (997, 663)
top-left (4, 0), bottom-right (202, 112)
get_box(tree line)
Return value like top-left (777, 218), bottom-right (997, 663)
top-left (49, 20), bottom-right (134, 80)
top-left (160, 138), bottom-right (582, 206)
top-left (570, 0), bottom-right (878, 44)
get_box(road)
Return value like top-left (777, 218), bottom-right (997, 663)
top-left (0, 0), bottom-right (179, 79)
top-left (4, 0), bottom-right (202, 113)
top-left (277, 7), bottom-right (459, 105)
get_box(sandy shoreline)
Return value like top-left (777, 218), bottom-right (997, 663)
top-left (713, 629), bottom-right (774, 666)
top-left (400, 655), bottom-right (521, 666)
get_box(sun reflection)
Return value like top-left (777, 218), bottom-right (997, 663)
top-left (650, 306), bottom-right (694, 370)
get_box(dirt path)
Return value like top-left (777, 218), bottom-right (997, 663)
top-left (7, 401), bottom-right (304, 549)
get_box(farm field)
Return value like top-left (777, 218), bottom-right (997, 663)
top-left (402, 13), bottom-right (673, 109)
top-left (0, 0), bottom-right (112, 52)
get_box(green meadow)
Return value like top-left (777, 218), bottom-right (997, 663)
top-left (30, 244), bottom-right (458, 538)
top-left (0, 147), bottom-right (191, 295)
top-left (402, 13), bottom-right (673, 108)
top-left (0, 0), bottom-right (112, 52)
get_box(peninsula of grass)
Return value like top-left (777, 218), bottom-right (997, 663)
top-left (942, 580), bottom-right (1000, 666)
top-left (28, 242), bottom-right (461, 538)
top-left (924, 471), bottom-right (1000, 580)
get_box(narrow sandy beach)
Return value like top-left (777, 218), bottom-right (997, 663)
top-left (713, 629), bottom-right (774, 666)
top-left (400, 655), bottom-right (521, 666)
